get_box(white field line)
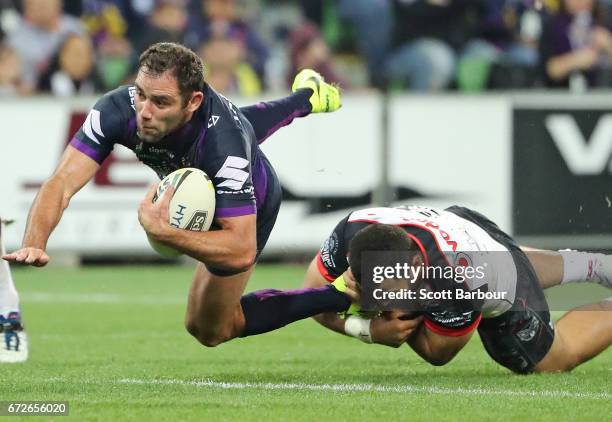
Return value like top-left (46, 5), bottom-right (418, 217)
top-left (116, 378), bottom-right (610, 400)
top-left (21, 292), bottom-right (184, 305)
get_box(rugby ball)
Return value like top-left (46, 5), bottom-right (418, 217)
top-left (147, 168), bottom-right (216, 257)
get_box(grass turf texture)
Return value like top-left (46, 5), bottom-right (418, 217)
top-left (2, 264), bottom-right (610, 421)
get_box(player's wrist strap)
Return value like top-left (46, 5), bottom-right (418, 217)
top-left (344, 315), bottom-right (372, 343)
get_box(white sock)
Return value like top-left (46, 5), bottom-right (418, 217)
top-left (558, 249), bottom-right (604, 284)
top-left (0, 225), bottom-right (20, 317)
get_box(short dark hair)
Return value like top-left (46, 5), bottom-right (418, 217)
top-left (138, 42), bottom-right (205, 104)
top-left (349, 224), bottom-right (418, 283)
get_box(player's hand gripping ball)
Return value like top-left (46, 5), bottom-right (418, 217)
top-left (147, 168), bottom-right (216, 257)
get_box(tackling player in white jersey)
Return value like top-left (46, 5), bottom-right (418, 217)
top-left (301, 205), bottom-right (611, 373)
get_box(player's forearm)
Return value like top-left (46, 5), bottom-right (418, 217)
top-left (312, 312), bottom-right (347, 335)
top-left (155, 227), bottom-right (256, 272)
top-left (22, 177), bottom-right (69, 249)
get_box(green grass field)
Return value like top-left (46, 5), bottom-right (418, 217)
top-left (2, 264), bottom-right (610, 421)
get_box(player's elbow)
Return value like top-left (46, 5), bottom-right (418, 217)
top-left (219, 251), bottom-right (256, 274)
top-left (226, 243), bottom-right (257, 273)
top-left (425, 353), bottom-right (455, 366)
top-left (236, 250), bottom-right (257, 272)
top-left (420, 345), bottom-right (459, 366)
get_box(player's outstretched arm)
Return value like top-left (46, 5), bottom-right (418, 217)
top-left (138, 185), bottom-right (257, 273)
top-left (303, 258), bottom-right (422, 347)
top-left (2, 146), bottom-right (100, 266)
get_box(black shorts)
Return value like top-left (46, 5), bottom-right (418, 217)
top-left (446, 205), bottom-right (555, 374)
top-left (207, 156), bottom-right (282, 277)
top-left (254, 157), bottom-right (282, 257)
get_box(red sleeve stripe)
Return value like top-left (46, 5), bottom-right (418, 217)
top-left (424, 314), bottom-right (482, 337)
top-left (316, 252), bottom-right (336, 282)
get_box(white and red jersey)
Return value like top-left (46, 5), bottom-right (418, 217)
top-left (316, 206), bottom-right (519, 336)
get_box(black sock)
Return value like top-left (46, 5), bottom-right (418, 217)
top-left (240, 285), bottom-right (350, 337)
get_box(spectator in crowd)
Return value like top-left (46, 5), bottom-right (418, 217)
top-left (81, 0), bottom-right (154, 42)
top-left (336, 0), bottom-right (393, 86)
top-left (96, 35), bottom-right (133, 90)
top-left (83, 0), bottom-right (128, 46)
top-left (296, 0), bottom-right (392, 86)
top-left (7, 0), bottom-right (84, 91)
top-left (132, 0), bottom-right (188, 55)
top-left (63, 0), bottom-right (83, 17)
top-left (185, 0), bottom-right (269, 83)
top-left (287, 22), bottom-right (346, 89)
top-left (0, 41), bottom-right (25, 95)
top-left (198, 32), bottom-right (262, 96)
top-left (540, 0), bottom-right (612, 88)
top-left (458, 0), bottom-right (544, 90)
top-left (297, 0), bottom-right (324, 26)
top-left (384, 0), bottom-right (484, 91)
top-left (82, 0), bottom-right (133, 90)
top-left (38, 33), bottom-right (99, 96)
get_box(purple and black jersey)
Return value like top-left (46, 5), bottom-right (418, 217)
top-left (71, 84), bottom-right (277, 219)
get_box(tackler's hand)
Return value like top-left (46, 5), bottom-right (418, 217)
top-left (371, 311), bottom-right (423, 348)
top-left (343, 268), bottom-right (361, 303)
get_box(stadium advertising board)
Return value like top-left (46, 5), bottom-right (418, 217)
top-left (513, 107), bottom-right (612, 249)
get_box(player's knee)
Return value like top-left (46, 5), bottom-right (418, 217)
top-left (533, 358), bottom-right (578, 373)
top-left (533, 348), bottom-right (580, 373)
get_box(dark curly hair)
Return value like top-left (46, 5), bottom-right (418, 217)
top-left (349, 224), bottom-right (419, 283)
top-left (138, 42), bottom-right (206, 105)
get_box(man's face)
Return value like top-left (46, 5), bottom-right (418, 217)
top-left (134, 68), bottom-right (191, 143)
top-left (24, 0), bottom-right (61, 29)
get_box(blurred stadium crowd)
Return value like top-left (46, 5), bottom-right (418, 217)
top-left (2, 0), bottom-right (612, 97)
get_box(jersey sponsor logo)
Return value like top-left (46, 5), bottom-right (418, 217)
top-left (128, 86), bottom-right (136, 110)
top-left (428, 310), bottom-right (474, 328)
top-left (546, 114), bottom-right (612, 175)
top-left (454, 252), bottom-right (472, 268)
top-left (320, 232), bottom-right (339, 269)
top-left (207, 115), bottom-right (220, 128)
top-left (413, 219), bottom-right (458, 252)
top-left (83, 109), bottom-right (105, 144)
top-left (216, 187), bottom-right (254, 195)
top-left (215, 156), bottom-right (250, 190)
